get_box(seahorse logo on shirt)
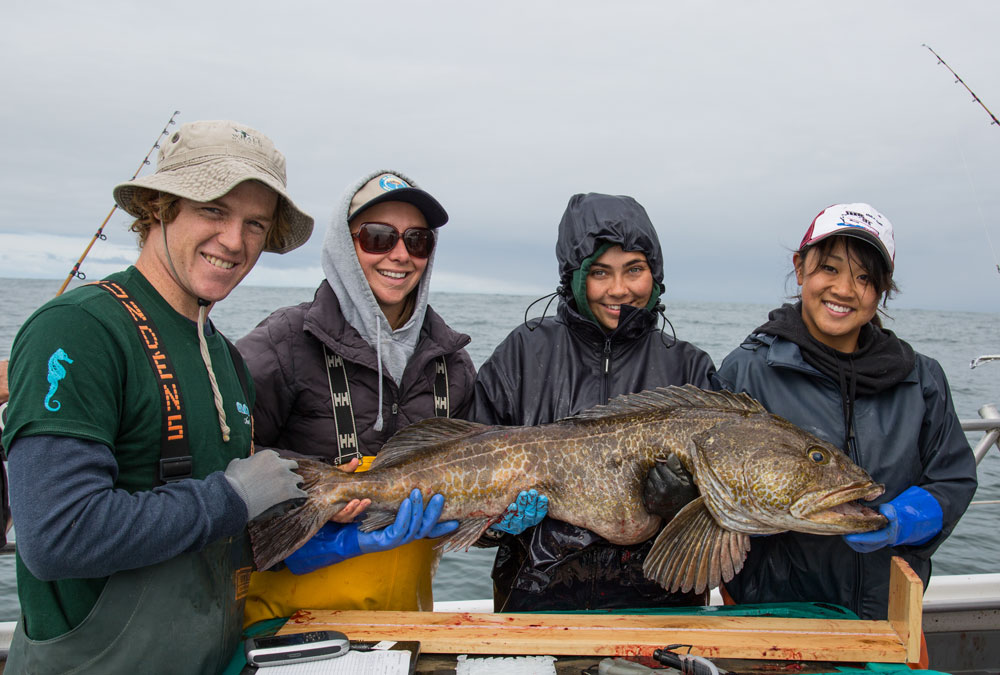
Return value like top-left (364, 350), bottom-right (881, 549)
top-left (236, 401), bottom-right (251, 426)
top-left (44, 348), bottom-right (74, 412)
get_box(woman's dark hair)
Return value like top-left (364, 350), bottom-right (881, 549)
top-left (793, 235), bottom-right (899, 323)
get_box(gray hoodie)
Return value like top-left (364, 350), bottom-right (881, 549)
top-left (320, 169), bottom-right (438, 427)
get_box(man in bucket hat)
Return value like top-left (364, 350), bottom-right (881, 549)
top-left (2, 120), bottom-right (314, 674)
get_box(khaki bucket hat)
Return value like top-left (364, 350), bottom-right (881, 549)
top-left (113, 120), bottom-right (314, 253)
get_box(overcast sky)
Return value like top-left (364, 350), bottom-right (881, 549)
top-left (2, 1), bottom-right (999, 312)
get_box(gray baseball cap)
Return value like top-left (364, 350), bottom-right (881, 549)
top-left (348, 172), bottom-right (448, 228)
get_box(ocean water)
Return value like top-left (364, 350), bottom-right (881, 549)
top-left (1, 278), bottom-right (998, 620)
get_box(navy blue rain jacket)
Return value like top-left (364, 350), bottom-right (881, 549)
top-left (715, 333), bottom-right (977, 620)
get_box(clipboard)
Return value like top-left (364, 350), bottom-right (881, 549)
top-left (349, 640), bottom-right (421, 675)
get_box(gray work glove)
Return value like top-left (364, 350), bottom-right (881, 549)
top-left (642, 454), bottom-right (697, 522)
top-left (224, 450), bottom-right (307, 521)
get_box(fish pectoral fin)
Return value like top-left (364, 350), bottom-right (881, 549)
top-left (642, 496), bottom-right (750, 595)
top-left (359, 509), bottom-right (398, 532)
top-left (437, 517), bottom-right (493, 552)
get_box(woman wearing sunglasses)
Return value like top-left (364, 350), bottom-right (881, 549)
top-left (237, 170), bottom-right (476, 625)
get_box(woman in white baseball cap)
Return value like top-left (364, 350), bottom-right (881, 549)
top-left (713, 203), bottom-right (977, 664)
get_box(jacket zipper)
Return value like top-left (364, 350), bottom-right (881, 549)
top-left (848, 425), bottom-right (864, 616)
top-left (387, 396), bottom-right (399, 437)
top-left (601, 338), bottom-right (612, 403)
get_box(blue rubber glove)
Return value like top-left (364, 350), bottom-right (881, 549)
top-left (490, 489), bottom-right (548, 535)
top-left (363, 489), bottom-right (460, 552)
top-left (284, 521), bottom-right (363, 574)
top-left (843, 486), bottom-right (944, 553)
top-left (285, 489), bottom-right (459, 574)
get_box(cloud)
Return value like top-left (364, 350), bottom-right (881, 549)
top-left (2, 2), bottom-right (1000, 312)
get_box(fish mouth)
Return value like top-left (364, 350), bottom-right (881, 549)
top-left (791, 482), bottom-right (887, 529)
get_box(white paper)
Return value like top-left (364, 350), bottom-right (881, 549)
top-left (256, 649), bottom-right (411, 674)
top-left (455, 654), bottom-right (557, 675)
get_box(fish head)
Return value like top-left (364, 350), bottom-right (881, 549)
top-left (690, 414), bottom-right (887, 535)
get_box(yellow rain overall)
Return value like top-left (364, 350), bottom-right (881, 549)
top-left (243, 456), bottom-right (440, 626)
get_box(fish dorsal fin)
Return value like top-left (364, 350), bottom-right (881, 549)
top-left (642, 496), bottom-right (751, 594)
top-left (371, 418), bottom-right (491, 471)
top-left (565, 384), bottom-right (765, 421)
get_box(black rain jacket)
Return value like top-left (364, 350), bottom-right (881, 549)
top-left (470, 193), bottom-right (717, 611)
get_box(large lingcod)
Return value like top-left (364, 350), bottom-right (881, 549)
top-left (250, 385), bottom-right (886, 594)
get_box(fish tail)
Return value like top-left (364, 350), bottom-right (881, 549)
top-left (248, 458), bottom-right (355, 571)
top-left (249, 496), bottom-right (344, 572)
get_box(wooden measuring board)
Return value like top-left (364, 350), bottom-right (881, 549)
top-left (278, 556), bottom-right (922, 664)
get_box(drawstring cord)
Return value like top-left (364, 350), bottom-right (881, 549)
top-left (522, 289), bottom-right (677, 348)
top-left (834, 354), bottom-right (857, 454)
top-left (160, 215), bottom-right (231, 443)
top-left (373, 317), bottom-right (384, 431)
top-left (523, 289), bottom-right (561, 332)
top-left (847, 355), bottom-right (857, 451)
top-left (198, 300), bottom-right (231, 442)
top-left (654, 302), bottom-right (677, 349)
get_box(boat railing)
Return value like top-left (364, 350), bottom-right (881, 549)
top-left (961, 404), bottom-right (1000, 509)
top-left (962, 402), bottom-right (1000, 466)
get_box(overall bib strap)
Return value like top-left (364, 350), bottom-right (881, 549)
top-left (432, 355), bottom-right (450, 418)
top-left (94, 280), bottom-right (192, 484)
top-left (323, 345), bottom-right (360, 465)
top-left (323, 348), bottom-right (451, 464)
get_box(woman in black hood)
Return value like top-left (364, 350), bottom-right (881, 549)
top-left (715, 203), bottom-right (977, 629)
top-left (470, 192), bottom-right (717, 612)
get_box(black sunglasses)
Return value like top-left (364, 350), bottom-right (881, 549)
top-left (351, 222), bottom-right (436, 258)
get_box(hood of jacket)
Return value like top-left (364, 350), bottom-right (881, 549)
top-left (320, 168), bottom-right (437, 385)
top-left (555, 193), bottom-right (665, 292)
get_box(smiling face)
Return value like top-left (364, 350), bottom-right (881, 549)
top-left (135, 180), bottom-right (277, 320)
top-left (349, 201), bottom-right (430, 327)
top-left (585, 245), bottom-right (654, 331)
top-left (794, 236), bottom-right (881, 353)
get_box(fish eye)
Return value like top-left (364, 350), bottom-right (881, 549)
top-left (808, 447), bottom-right (829, 464)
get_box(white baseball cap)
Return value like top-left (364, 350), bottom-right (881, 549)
top-left (799, 203), bottom-right (895, 271)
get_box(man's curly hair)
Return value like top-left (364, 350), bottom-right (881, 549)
top-left (127, 185), bottom-right (290, 251)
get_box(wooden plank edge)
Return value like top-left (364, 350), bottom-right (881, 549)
top-left (283, 609), bottom-right (903, 632)
top-left (888, 555), bottom-right (923, 663)
top-left (279, 610), bottom-right (909, 663)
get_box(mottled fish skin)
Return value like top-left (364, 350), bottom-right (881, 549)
top-left (249, 385), bottom-right (887, 593)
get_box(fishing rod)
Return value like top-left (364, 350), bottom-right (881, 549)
top-left (55, 111), bottom-right (181, 296)
top-left (923, 45), bottom-right (1000, 277)
top-left (923, 44), bottom-right (1000, 128)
